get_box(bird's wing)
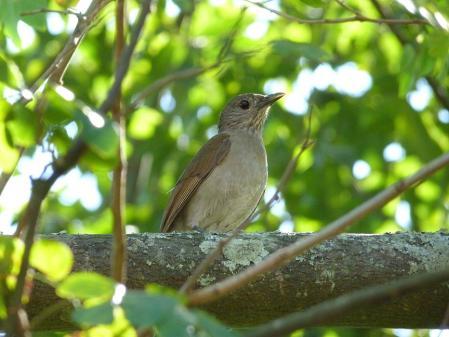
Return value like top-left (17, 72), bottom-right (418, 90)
top-left (160, 133), bottom-right (231, 232)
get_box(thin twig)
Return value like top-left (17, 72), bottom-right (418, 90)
top-left (128, 8), bottom-right (247, 111)
top-left (111, 0), bottom-right (128, 284)
top-left (7, 1), bottom-right (153, 335)
top-left (246, 268), bottom-right (449, 337)
top-left (180, 112), bottom-right (314, 294)
top-left (334, 0), bottom-right (360, 15)
top-left (244, 0), bottom-right (428, 26)
top-left (217, 7), bottom-right (247, 62)
top-left (128, 54), bottom-right (254, 111)
top-left (22, 0), bottom-right (113, 101)
top-left (369, 0), bottom-right (449, 113)
top-left (21, 8), bottom-right (86, 20)
top-left (187, 151), bottom-right (449, 305)
top-left (29, 300), bottom-right (68, 330)
top-left (128, 65), bottom-right (217, 111)
top-left (97, 1), bottom-right (151, 114)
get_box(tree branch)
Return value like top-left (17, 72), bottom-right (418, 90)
top-left (7, 1), bottom-right (153, 335)
top-left (25, 0), bottom-right (112, 98)
top-left (370, 0), bottom-right (449, 113)
top-left (20, 232), bottom-right (449, 330)
top-left (20, 8), bottom-right (87, 20)
top-left (244, 0), bottom-right (428, 26)
top-left (187, 151), bottom-right (449, 306)
top-left (128, 8), bottom-right (247, 111)
top-left (111, 0), bottom-right (128, 284)
top-left (128, 65), bottom-right (218, 111)
top-left (246, 268), bottom-right (449, 337)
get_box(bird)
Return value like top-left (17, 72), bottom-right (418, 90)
top-left (160, 92), bottom-right (284, 233)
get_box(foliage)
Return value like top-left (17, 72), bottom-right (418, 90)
top-left (0, 0), bottom-right (448, 336)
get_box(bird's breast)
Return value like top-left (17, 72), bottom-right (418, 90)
top-left (223, 130), bottom-right (267, 187)
top-left (178, 130), bottom-right (268, 231)
top-left (205, 130), bottom-right (267, 211)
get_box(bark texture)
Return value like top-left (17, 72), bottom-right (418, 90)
top-left (23, 232), bottom-right (449, 330)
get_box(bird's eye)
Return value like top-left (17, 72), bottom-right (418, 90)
top-left (239, 100), bottom-right (250, 110)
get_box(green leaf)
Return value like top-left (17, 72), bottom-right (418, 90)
top-left (0, 236), bottom-right (24, 276)
top-left (0, 52), bottom-right (25, 87)
top-left (157, 306), bottom-right (197, 337)
top-left (145, 283), bottom-right (186, 302)
top-left (56, 272), bottom-right (115, 300)
top-left (44, 88), bottom-right (78, 126)
top-left (195, 311), bottom-right (239, 337)
top-left (72, 302), bottom-right (114, 326)
top-left (77, 110), bottom-right (119, 159)
top-left (300, 0), bottom-right (325, 7)
top-left (122, 289), bottom-right (234, 337)
top-left (0, 120), bottom-right (20, 173)
top-left (271, 40), bottom-right (330, 61)
top-left (128, 107), bottom-right (163, 140)
top-left (425, 31), bottom-right (449, 59)
top-left (0, 292), bottom-right (6, 319)
top-left (0, 0), bottom-right (47, 45)
top-left (30, 240), bottom-right (73, 282)
top-left (6, 105), bottom-right (38, 147)
top-left (173, 0), bottom-right (194, 12)
top-left (18, 0), bottom-right (47, 31)
top-left (399, 44), bottom-right (416, 96)
top-left (121, 290), bottom-right (178, 328)
top-left (414, 48), bottom-right (434, 78)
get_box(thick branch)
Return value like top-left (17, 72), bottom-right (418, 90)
top-left (187, 151), bottom-right (449, 305)
top-left (22, 232), bottom-right (449, 330)
top-left (248, 268), bottom-right (449, 337)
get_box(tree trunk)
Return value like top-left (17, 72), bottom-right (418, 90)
top-left (23, 232), bottom-right (449, 330)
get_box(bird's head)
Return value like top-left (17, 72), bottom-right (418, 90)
top-left (218, 92), bottom-right (284, 134)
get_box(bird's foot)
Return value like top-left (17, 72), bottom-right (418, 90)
top-left (191, 225), bottom-right (206, 233)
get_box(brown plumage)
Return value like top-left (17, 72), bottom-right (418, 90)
top-left (161, 92), bottom-right (284, 232)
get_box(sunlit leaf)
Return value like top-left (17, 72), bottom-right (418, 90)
top-left (77, 110), bottom-right (119, 159)
top-left (0, 52), bottom-right (25, 87)
top-left (30, 239), bottom-right (73, 282)
top-left (6, 105), bottom-right (37, 147)
top-left (0, 0), bottom-right (46, 44)
top-left (44, 88), bottom-right (78, 126)
top-left (0, 236), bottom-right (24, 276)
top-left (57, 272), bottom-right (115, 300)
top-left (0, 293), bottom-right (6, 319)
top-left (145, 283), bottom-right (185, 301)
top-left (128, 107), bottom-right (163, 140)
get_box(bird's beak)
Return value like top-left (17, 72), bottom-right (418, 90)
top-left (258, 92), bottom-right (285, 109)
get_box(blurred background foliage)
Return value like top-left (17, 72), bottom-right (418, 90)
top-left (1, 0), bottom-right (449, 335)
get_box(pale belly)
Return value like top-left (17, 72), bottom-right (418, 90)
top-left (175, 131), bottom-right (267, 232)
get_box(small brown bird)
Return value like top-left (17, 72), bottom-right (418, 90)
top-left (161, 92), bottom-right (284, 232)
